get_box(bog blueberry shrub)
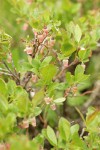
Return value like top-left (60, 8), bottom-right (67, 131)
top-left (0, 0), bottom-right (100, 150)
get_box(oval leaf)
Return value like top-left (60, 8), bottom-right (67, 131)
top-left (54, 97), bottom-right (66, 104)
top-left (47, 126), bottom-right (57, 146)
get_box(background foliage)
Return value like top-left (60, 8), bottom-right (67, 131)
top-left (0, 0), bottom-right (100, 150)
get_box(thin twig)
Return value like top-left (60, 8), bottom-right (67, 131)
top-left (21, 72), bottom-right (32, 89)
top-left (3, 61), bottom-right (20, 81)
top-left (0, 68), bottom-right (10, 73)
top-left (84, 80), bottom-right (100, 109)
top-left (55, 59), bottom-right (79, 79)
top-left (0, 71), bottom-right (13, 76)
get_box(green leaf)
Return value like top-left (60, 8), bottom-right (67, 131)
top-left (67, 21), bottom-right (75, 34)
top-left (75, 65), bottom-right (84, 76)
top-left (22, 62), bottom-right (33, 71)
top-left (31, 58), bottom-right (41, 74)
top-left (0, 94), bottom-right (8, 113)
top-left (47, 82), bottom-right (60, 94)
top-left (14, 88), bottom-right (31, 117)
top-left (6, 113), bottom-right (16, 127)
top-left (59, 117), bottom-right (71, 142)
top-left (7, 80), bottom-right (17, 93)
top-left (32, 58), bottom-right (41, 69)
top-left (0, 31), bottom-right (12, 62)
top-left (70, 124), bottom-right (79, 136)
top-left (33, 107), bottom-right (42, 116)
top-left (0, 79), bottom-right (8, 97)
top-left (41, 56), bottom-right (52, 68)
top-left (86, 107), bottom-right (100, 132)
top-left (66, 72), bottom-right (74, 85)
top-left (47, 126), bottom-right (57, 146)
top-left (75, 65), bottom-right (89, 83)
top-left (78, 49), bottom-right (91, 62)
top-left (74, 65), bottom-right (89, 83)
top-left (32, 89), bottom-right (44, 108)
top-left (40, 64), bottom-right (57, 85)
top-left (70, 132), bottom-right (87, 149)
top-left (32, 134), bottom-right (44, 145)
top-left (54, 97), bottom-right (66, 104)
top-left (61, 42), bottom-right (76, 57)
top-left (74, 24), bottom-right (82, 43)
top-left (67, 96), bottom-right (87, 106)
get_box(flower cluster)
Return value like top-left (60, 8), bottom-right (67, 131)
top-left (65, 86), bottom-right (78, 97)
top-left (24, 26), bottom-right (55, 57)
top-left (44, 97), bottom-right (56, 110)
top-left (19, 117), bottom-right (36, 129)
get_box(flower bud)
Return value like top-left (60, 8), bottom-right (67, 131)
top-left (26, 0), bottom-right (33, 4)
top-left (64, 88), bottom-right (70, 97)
top-left (32, 29), bottom-right (38, 37)
top-left (48, 38), bottom-right (55, 47)
top-left (19, 120), bottom-right (29, 129)
top-left (7, 53), bottom-right (12, 63)
top-left (30, 91), bottom-right (35, 98)
top-left (38, 34), bottom-right (44, 43)
top-left (50, 103), bottom-right (56, 111)
top-left (22, 23), bottom-right (28, 31)
top-left (63, 59), bottom-right (69, 68)
top-left (0, 144), bottom-right (5, 150)
top-left (5, 143), bottom-right (10, 150)
top-left (44, 97), bottom-right (52, 105)
top-left (31, 75), bottom-right (37, 83)
top-left (30, 117), bottom-right (36, 127)
top-left (43, 26), bottom-right (48, 35)
top-left (72, 86), bottom-right (78, 94)
top-left (24, 47), bottom-right (33, 55)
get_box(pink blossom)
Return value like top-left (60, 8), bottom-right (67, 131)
top-left (50, 103), bottom-right (56, 110)
top-left (30, 117), bottom-right (36, 127)
top-left (22, 23), bottom-right (28, 31)
top-left (72, 86), bottom-right (78, 93)
top-left (38, 34), bottom-right (44, 43)
top-left (64, 88), bottom-right (70, 97)
top-left (63, 59), bottom-right (69, 68)
top-left (24, 47), bottom-right (33, 55)
top-left (26, 0), bottom-right (33, 5)
top-left (43, 26), bottom-right (48, 35)
top-left (31, 75), bottom-right (37, 83)
top-left (19, 120), bottom-right (29, 129)
top-left (44, 97), bottom-right (52, 105)
top-left (7, 53), bottom-right (12, 63)
top-left (0, 144), bottom-right (5, 150)
top-left (5, 143), bottom-right (10, 150)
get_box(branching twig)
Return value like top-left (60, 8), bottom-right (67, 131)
top-left (55, 59), bottom-right (79, 80)
top-left (3, 61), bottom-right (20, 80)
top-left (2, 61), bottom-right (20, 84)
top-left (84, 80), bottom-right (100, 109)
top-left (21, 72), bottom-right (32, 89)
top-left (0, 71), bottom-right (13, 76)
